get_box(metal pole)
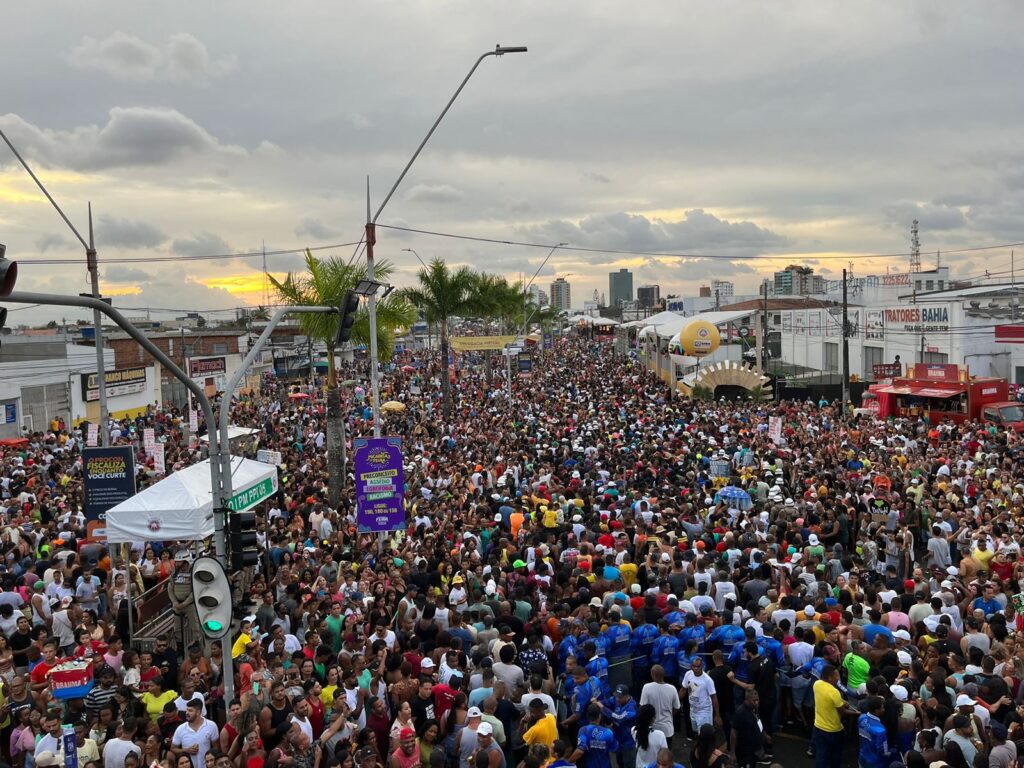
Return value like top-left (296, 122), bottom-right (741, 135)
top-left (365, 181), bottom-right (383, 439)
top-left (0, 291), bottom-right (224, 694)
top-left (87, 205), bottom-right (110, 446)
top-left (841, 268), bottom-right (850, 413)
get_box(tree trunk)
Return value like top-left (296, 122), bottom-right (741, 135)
top-left (325, 346), bottom-right (346, 506)
top-left (440, 319), bottom-right (453, 418)
top-left (484, 355), bottom-right (493, 388)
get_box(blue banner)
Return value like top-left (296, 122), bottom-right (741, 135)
top-left (353, 437), bottom-right (405, 533)
top-left (3, 404), bottom-right (14, 424)
top-left (82, 446), bottom-right (136, 540)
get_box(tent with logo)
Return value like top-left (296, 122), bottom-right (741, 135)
top-left (104, 456), bottom-right (278, 543)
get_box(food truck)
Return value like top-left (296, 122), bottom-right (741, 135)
top-left (861, 363), bottom-right (1021, 427)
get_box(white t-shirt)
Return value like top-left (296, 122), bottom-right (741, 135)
top-left (640, 681), bottom-right (680, 737)
top-left (632, 726), bottom-right (668, 768)
top-left (172, 718), bottom-right (220, 768)
top-left (681, 671), bottom-right (717, 714)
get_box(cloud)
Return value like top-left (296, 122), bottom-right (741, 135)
top-left (582, 171), bottom-right (613, 184)
top-left (883, 201), bottom-right (966, 232)
top-left (172, 232), bottom-right (231, 256)
top-left (295, 218), bottom-right (339, 239)
top-left (66, 31), bottom-right (236, 84)
top-left (35, 234), bottom-right (71, 253)
top-left (97, 215), bottom-right (167, 249)
top-left (104, 265), bottom-right (152, 282)
top-left (520, 209), bottom-right (789, 255)
top-left (404, 184), bottom-right (465, 204)
top-left (0, 107), bottom-right (245, 171)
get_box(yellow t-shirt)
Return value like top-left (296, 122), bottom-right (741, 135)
top-left (813, 680), bottom-right (844, 733)
top-left (972, 548), bottom-right (995, 568)
top-left (141, 689), bottom-right (178, 723)
top-left (619, 563), bottom-right (638, 588)
top-left (232, 632), bottom-right (253, 659)
top-left (523, 713), bottom-right (558, 749)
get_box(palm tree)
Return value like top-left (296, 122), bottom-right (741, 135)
top-left (399, 258), bottom-right (481, 417)
top-left (271, 250), bottom-right (415, 505)
top-left (468, 273), bottom-right (524, 386)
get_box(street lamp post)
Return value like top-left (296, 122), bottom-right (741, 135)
top-left (361, 44), bottom-right (527, 435)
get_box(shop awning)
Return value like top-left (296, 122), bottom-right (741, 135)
top-left (910, 386), bottom-right (966, 398)
top-left (873, 385), bottom-right (914, 395)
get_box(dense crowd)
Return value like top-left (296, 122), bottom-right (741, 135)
top-left (1, 336), bottom-right (1023, 768)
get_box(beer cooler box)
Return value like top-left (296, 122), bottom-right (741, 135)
top-left (51, 660), bottom-right (95, 700)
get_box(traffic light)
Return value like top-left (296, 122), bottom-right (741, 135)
top-left (191, 556), bottom-right (232, 638)
top-left (335, 290), bottom-right (360, 346)
top-left (0, 244), bottom-right (17, 298)
top-left (228, 510), bottom-right (260, 569)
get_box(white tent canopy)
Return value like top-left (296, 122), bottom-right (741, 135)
top-left (636, 309), bottom-right (758, 340)
top-left (199, 425), bottom-right (258, 444)
top-left (567, 315), bottom-right (620, 326)
top-left (105, 456), bottom-right (277, 543)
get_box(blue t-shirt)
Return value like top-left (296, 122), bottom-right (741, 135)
top-left (577, 724), bottom-right (619, 768)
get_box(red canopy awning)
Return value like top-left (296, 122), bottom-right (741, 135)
top-left (873, 385), bottom-right (914, 395)
top-left (910, 385), bottom-right (966, 399)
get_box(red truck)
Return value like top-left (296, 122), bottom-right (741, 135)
top-left (861, 363), bottom-right (1023, 428)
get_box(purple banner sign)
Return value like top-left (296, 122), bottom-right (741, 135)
top-left (354, 437), bottom-right (406, 533)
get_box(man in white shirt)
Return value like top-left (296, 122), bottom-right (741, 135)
top-left (640, 664), bottom-right (680, 739)
top-left (103, 718), bottom-right (142, 768)
top-left (680, 656), bottom-right (718, 732)
top-left (172, 699), bottom-right (220, 768)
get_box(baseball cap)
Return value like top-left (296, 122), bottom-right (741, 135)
top-left (467, 706), bottom-right (482, 718)
top-left (955, 694), bottom-right (974, 707)
top-left (477, 722), bottom-right (493, 736)
top-left (889, 684), bottom-right (908, 701)
top-left (613, 684), bottom-right (629, 696)
top-left (896, 651), bottom-right (912, 667)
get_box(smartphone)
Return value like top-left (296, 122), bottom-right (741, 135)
top-left (253, 681), bottom-right (260, 695)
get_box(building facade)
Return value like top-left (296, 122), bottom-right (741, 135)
top-left (550, 278), bottom-right (572, 312)
top-left (609, 269), bottom-right (633, 307)
top-left (637, 284), bottom-right (661, 309)
top-left (711, 279), bottom-right (735, 303)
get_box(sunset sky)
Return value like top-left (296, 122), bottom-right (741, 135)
top-left (2, 2), bottom-right (1023, 325)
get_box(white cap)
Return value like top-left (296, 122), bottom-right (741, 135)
top-left (946, 566), bottom-right (959, 576)
top-left (420, 658), bottom-right (435, 669)
top-left (805, 606), bottom-right (816, 617)
top-left (467, 707), bottom-right (483, 718)
top-left (893, 629), bottom-right (911, 641)
top-left (955, 694), bottom-right (974, 707)
top-left (890, 684), bottom-right (908, 701)
top-left (896, 650), bottom-right (912, 666)
top-left (477, 722), bottom-right (494, 736)
top-left (808, 534), bottom-right (820, 546)
top-left (785, 498), bottom-right (795, 507)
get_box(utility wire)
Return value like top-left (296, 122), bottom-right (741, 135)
top-left (376, 223), bottom-right (1024, 263)
top-left (16, 241), bottom-right (361, 266)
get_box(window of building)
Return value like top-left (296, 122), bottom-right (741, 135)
top-left (925, 280), bottom-right (934, 290)
top-left (184, 344), bottom-right (196, 357)
top-left (168, 339), bottom-right (174, 355)
top-left (1016, 366), bottom-right (1024, 385)
top-left (922, 351), bottom-right (948, 364)
top-left (915, 281), bottom-right (922, 291)
top-left (863, 346), bottom-right (884, 379)
top-left (823, 342), bottom-right (839, 372)
top-left (937, 281), bottom-right (944, 290)
top-left (213, 343), bottom-right (228, 355)
top-left (772, 313), bottom-right (781, 325)
top-left (138, 346), bottom-right (144, 362)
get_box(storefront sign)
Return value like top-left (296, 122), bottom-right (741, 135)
top-left (83, 446), bottom-right (137, 540)
top-left (81, 367), bottom-right (147, 402)
top-left (883, 306), bottom-right (949, 332)
top-left (189, 357), bottom-right (227, 377)
top-left (353, 437), bottom-right (406, 533)
top-left (872, 363), bottom-right (902, 379)
top-left (882, 273), bottom-right (911, 287)
top-left (3, 404), bottom-right (15, 424)
top-left (450, 335), bottom-right (517, 351)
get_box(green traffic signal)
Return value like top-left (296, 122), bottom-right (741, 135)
top-left (204, 620), bottom-right (223, 632)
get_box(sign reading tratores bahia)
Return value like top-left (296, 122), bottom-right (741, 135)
top-left (353, 437), bottom-right (406, 533)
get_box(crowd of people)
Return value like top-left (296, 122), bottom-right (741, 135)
top-left (1, 336), bottom-right (1023, 768)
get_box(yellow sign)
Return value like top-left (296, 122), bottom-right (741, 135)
top-left (450, 335), bottom-right (517, 351)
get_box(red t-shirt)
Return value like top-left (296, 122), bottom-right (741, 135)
top-left (432, 683), bottom-right (459, 722)
top-left (31, 659), bottom-right (57, 687)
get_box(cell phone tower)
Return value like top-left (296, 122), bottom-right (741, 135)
top-left (910, 219), bottom-right (921, 273)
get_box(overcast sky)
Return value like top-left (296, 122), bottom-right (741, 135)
top-left (2, 1), bottom-right (1023, 324)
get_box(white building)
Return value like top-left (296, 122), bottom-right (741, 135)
top-left (776, 271), bottom-right (1024, 384)
top-left (711, 280), bottom-right (735, 303)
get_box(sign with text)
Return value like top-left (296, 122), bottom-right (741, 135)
top-left (143, 428), bottom-right (155, 455)
top-left (450, 335), bottom-right (516, 351)
top-left (189, 356), bottom-right (227, 378)
top-left (151, 443), bottom-right (165, 475)
top-left (257, 449), bottom-right (283, 466)
top-left (872, 363), bottom-right (902, 380)
top-left (81, 367), bottom-right (147, 402)
top-left (353, 436), bottom-right (406, 533)
top-left (86, 423), bottom-right (98, 447)
top-left (3, 403), bottom-right (15, 424)
top-left (769, 416), bottom-right (783, 445)
top-left (543, 332), bottom-right (553, 350)
top-left (884, 306), bottom-right (949, 332)
top-left (82, 446), bottom-right (136, 540)
top-left (224, 474), bottom-right (278, 512)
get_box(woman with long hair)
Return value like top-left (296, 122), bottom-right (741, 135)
top-left (689, 723), bottom-right (727, 768)
top-left (632, 703), bottom-right (668, 768)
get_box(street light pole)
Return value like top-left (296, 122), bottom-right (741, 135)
top-left (361, 44), bottom-right (527, 433)
top-left (0, 129), bottom-right (110, 443)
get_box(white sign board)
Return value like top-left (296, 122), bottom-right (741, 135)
top-left (257, 449), bottom-right (283, 466)
top-left (86, 423), bottom-right (98, 447)
top-left (143, 428), bottom-right (155, 455)
top-left (769, 416), bottom-right (783, 445)
top-left (151, 443), bottom-right (165, 475)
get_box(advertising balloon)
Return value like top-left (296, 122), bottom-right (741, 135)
top-left (674, 320), bottom-right (720, 358)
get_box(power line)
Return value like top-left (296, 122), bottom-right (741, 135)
top-left (376, 223), bottom-right (1024, 263)
top-left (16, 241), bottom-right (361, 266)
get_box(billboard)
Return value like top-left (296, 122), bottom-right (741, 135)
top-left (81, 367), bottom-right (148, 402)
top-left (189, 357), bottom-right (227, 377)
top-left (866, 310), bottom-right (885, 340)
top-left (353, 437), bottom-right (406, 533)
top-left (82, 446), bottom-right (136, 540)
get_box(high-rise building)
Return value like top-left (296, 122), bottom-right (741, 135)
top-left (527, 284), bottom-right (549, 307)
top-left (609, 269), bottom-right (633, 307)
top-left (773, 264), bottom-right (822, 296)
top-left (550, 277), bottom-right (571, 312)
top-left (637, 284), bottom-right (661, 309)
top-left (710, 279), bottom-right (734, 303)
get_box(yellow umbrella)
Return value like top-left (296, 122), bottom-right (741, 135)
top-left (381, 400), bottom-right (406, 412)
